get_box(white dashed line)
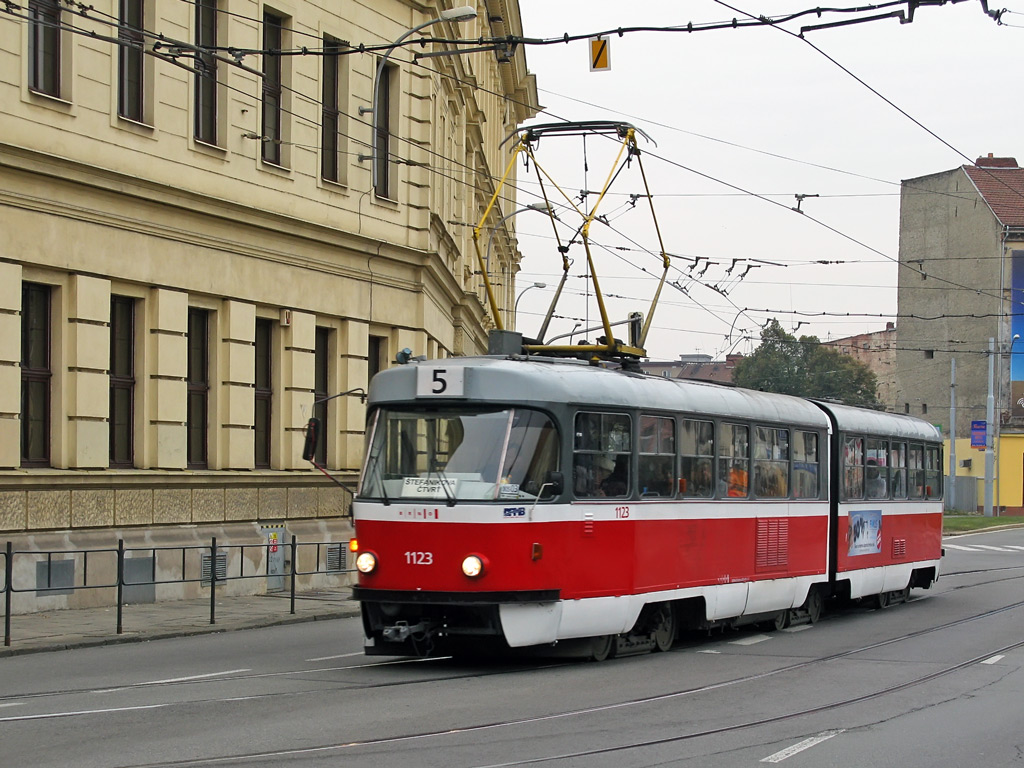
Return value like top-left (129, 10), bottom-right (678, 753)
top-left (761, 730), bottom-right (846, 763)
top-left (138, 669), bottom-right (250, 685)
top-left (729, 634), bottom-right (771, 646)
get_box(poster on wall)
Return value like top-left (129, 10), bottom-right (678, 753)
top-left (1013, 251), bottom-right (1024, 419)
top-left (848, 510), bottom-right (882, 556)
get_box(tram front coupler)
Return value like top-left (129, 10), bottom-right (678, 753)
top-left (381, 620), bottom-right (431, 643)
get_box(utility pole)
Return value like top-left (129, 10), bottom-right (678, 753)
top-left (949, 357), bottom-right (956, 512)
top-left (984, 338), bottom-right (995, 517)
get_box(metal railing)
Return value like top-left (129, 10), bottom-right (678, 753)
top-left (3, 536), bottom-right (355, 647)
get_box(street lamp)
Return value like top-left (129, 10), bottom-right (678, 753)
top-left (360, 6), bottom-right (477, 192)
top-left (514, 282), bottom-right (546, 321)
top-left (485, 202), bottom-right (557, 273)
top-left (985, 332), bottom-right (1020, 517)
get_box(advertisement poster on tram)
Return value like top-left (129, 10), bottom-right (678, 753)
top-left (848, 510), bottom-right (882, 556)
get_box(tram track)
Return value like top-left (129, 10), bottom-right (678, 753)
top-left (3, 565), bottom-right (1022, 711)
top-left (100, 592), bottom-right (1024, 768)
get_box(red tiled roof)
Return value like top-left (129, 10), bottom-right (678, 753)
top-left (963, 158), bottom-right (1024, 227)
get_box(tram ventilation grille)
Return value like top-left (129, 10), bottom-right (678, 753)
top-left (201, 552), bottom-right (228, 585)
top-left (892, 538), bottom-right (907, 558)
top-left (583, 512), bottom-right (595, 536)
top-left (755, 518), bottom-right (789, 571)
top-left (326, 544), bottom-right (346, 571)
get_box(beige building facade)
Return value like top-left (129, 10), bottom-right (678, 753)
top-left (0, 0), bottom-right (538, 602)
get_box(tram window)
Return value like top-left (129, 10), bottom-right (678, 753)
top-left (792, 431), bottom-right (819, 499)
top-left (680, 419), bottom-right (714, 498)
top-left (890, 442), bottom-right (908, 499)
top-left (754, 426), bottom-right (789, 498)
top-left (717, 423), bottom-right (749, 498)
top-left (574, 411), bottom-right (631, 498)
top-left (360, 407), bottom-right (557, 502)
top-left (865, 438), bottom-right (889, 499)
top-left (843, 435), bottom-right (865, 499)
top-left (924, 445), bottom-right (942, 499)
top-left (908, 443), bottom-right (925, 498)
top-left (499, 410), bottom-right (560, 500)
top-left (639, 415), bottom-right (675, 497)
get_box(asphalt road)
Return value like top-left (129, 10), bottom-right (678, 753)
top-left (1, 528), bottom-right (1022, 768)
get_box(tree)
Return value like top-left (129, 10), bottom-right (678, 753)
top-left (733, 319), bottom-right (879, 407)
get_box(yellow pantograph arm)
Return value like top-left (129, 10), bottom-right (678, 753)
top-left (472, 141), bottom-right (528, 331)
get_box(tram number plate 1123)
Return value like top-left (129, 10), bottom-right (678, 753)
top-left (416, 367), bottom-right (465, 398)
top-left (404, 552), bottom-right (434, 565)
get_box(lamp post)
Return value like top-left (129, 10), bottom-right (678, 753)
top-left (360, 5), bottom-right (477, 192)
top-left (485, 203), bottom-right (556, 272)
top-left (514, 282), bottom-right (546, 324)
top-left (485, 203), bottom-right (556, 325)
top-left (985, 337), bottom-right (995, 516)
top-left (995, 333), bottom-right (1021, 515)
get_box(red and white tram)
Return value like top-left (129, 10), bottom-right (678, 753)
top-left (349, 354), bottom-right (942, 658)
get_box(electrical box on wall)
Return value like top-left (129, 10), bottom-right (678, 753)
top-left (280, 309), bottom-right (292, 327)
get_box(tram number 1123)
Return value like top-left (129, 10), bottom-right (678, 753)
top-left (404, 551), bottom-right (434, 565)
top-left (615, 506), bottom-right (630, 518)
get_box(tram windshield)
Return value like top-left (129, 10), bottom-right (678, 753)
top-left (359, 407), bottom-right (560, 502)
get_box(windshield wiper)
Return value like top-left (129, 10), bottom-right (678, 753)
top-left (428, 458), bottom-right (457, 507)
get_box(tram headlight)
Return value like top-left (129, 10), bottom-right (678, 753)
top-left (355, 551), bottom-right (378, 574)
top-left (461, 554), bottom-right (485, 578)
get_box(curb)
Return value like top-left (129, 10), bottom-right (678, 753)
top-left (0, 605), bottom-right (362, 658)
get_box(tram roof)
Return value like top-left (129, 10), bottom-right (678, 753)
top-left (371, 356), bottom-right (831, 428)
top-left (815, 400), bottom-right (942, 442)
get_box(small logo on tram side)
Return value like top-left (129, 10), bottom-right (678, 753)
top-left (503, 507), bottom-right (527, 518)
top-left (398, 508), bottom-right (440, 520)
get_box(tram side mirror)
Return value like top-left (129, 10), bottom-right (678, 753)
top-left (544, 471), bottom-right (564, 496)
top-left (302, 418), bottom-right (321, 462)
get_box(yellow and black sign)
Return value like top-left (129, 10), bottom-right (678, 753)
top-left (589, 36), bottom-right (610, 72)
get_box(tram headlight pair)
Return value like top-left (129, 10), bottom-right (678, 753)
top-left (461, 554), bottom-right (485, 578)
top-left (355, 551), bottom-right (378, 574)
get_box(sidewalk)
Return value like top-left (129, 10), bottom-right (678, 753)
top-left (1, 590), bottom-right (361, 657)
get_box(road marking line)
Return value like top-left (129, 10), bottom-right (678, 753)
top-left (1007, 545), bottom-right (1024, 551)
top-left (0, 702), bottom-right (170, 723)
top-left (973, 545), bottom-right (1011, 551)
top-left (761, 730), bottom-right (845, 763)
top-left (981, 655), bottom-right (1005, 665)
top-left (696, 649), bottom-right (721, 654)
top-left (781, 624), bottom-right (812, 633)
top-left (943, 544), bottom-right (979, 551)
top-left (0, 703), bottom-right (24, 709)
top-left (139, 669), bottom-right (250, 685)
top-left (306, 652), bottom-right (363, 662)
top-left (729, 634), bottom-right (771, 646)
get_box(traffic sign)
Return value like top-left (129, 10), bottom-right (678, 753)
top-left (589, 36), bottom-right (610, 71)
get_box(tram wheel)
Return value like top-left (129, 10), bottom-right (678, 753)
top-left (590, 635), bottom-right (616, 662)
top-left (898, 585), bottom-right (911, 604)
top-left (805, 588), bottom-right (823, 624)
top-left (875, 590), bottom-right (891, 610)
top-left (651, 604), bottom-right (676, 652)
top-left (770, 610), bottom-right (791, 631)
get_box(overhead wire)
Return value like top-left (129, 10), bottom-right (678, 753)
top-left (5, 1), bottom-right (1015, 354)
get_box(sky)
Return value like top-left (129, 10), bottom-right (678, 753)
top-left (507, 0), bottom-right (1024, 362)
